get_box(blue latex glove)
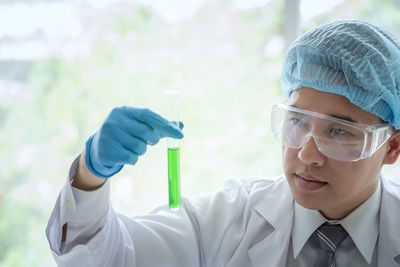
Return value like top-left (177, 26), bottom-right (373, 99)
top-left (85, 106), bottom-right (184, 178)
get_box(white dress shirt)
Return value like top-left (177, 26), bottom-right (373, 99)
top-left (287, 180), bottom-right (381, 267)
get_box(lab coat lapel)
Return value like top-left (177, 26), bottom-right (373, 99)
top-left (248, 177), bottom-right (294, 267)
top-left (378, 177), bottom-right (400, 266)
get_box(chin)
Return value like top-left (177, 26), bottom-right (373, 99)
top-left (288, 184), bottom-right (324, 211)
top-left (293, 196), bottom-right (321, 211)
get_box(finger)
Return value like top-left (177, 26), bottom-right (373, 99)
top-left (115, 146), bottom-right (139, 165)
top-left (120, 116), bottom-right (161, 145)
top-left (176, 121), bottom-right (184, 130)
top-left (109, 106), bottom-right (161, 145)
top-left (156, 121), bottom-right (185, 138)
top-left (126, 107), bottom-right (184, 139)
top-left (114, 127), bottom-right (148, 156)
top-left (99, 125), bottom-right (146, 164)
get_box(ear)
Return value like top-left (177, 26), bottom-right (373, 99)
top-left (383, 131), bottom-right (400, 164)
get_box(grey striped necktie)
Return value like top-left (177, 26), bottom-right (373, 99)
top-left (314, 223), bottom-right (348, 267)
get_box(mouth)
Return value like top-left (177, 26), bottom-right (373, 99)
top-left (295, 173), bottom-right (328, 191)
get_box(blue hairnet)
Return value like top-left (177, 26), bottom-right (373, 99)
top-left (281, 20), bottom-right (400, 129)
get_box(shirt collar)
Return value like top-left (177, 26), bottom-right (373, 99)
top-left (292, 201), bottom-right (325, 258)
top-left (340, 180), bottom-right (381, 263)
top-left (292, 179), bottom-right (381, 264)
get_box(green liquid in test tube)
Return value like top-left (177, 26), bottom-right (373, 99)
top-left (168, 147), bottom-right (180, 210)
top-left (166, 91), bottom-right (181, 211)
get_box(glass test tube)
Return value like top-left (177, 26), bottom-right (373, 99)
top-left (166, 91), bottom-right (181, 211)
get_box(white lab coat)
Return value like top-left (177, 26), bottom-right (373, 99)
top-left (46, 168), bottom-right (400, 267)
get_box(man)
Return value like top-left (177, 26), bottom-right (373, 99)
top-left (47, 20), bottom-right (400, 266)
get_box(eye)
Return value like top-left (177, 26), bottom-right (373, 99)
top-left (330, 127), bottom-right (349, 136)
top-left (289, 117), bottom-right (304, 126)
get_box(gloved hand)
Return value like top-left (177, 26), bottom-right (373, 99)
top-left (85, 106), bottom-right (184, 178)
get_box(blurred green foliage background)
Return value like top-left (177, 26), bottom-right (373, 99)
top-left (1, 0), bottom-right (400, 265)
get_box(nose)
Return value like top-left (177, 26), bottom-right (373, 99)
top-left (297, 135), bottom-right (326, 166)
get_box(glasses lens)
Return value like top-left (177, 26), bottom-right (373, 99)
top-left (314, 136), bottom-right (364, 161)
top-left (272, 105), bottom-right (307, 147)
top-left (272, 105), bottom-right (366, 161)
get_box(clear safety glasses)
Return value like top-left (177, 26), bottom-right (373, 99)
top-left (271, 103), bottom-right (395, 161)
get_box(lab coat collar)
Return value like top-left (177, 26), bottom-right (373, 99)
top-left (248, 176), bottom-right (294, 267)
top-left (378, 176), bottom-right (400, 266)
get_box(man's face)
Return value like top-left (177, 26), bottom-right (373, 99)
top-left (283, 87), bottom-right (389, 219)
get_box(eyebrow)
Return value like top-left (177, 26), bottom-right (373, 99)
top-left (328, 114), bottom-right (358, 123)
top-left (290, 105), bottom-right (358, 123)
